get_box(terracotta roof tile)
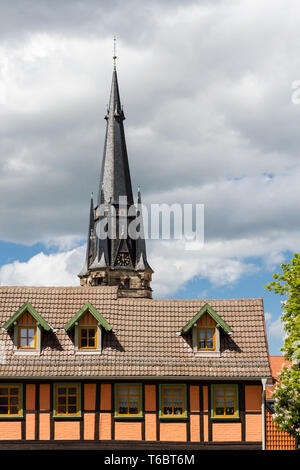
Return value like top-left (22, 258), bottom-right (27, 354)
top-left (0, 286), bottom-right (271, 378)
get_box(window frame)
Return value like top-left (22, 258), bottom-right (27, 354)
top-left (197, 326), bottom-right (216, 351)
top-left (74, 324), bottom-right (102, 354)
top-left (78, 325), bottom-right (98, 350)
top-left (53, 383), bottom-right (82, 419)
top-left (192, 325), bottom-right (221, 357)
top-left (18, 325), bottom-right (37, 350)
top-left (114, 383), bottom-right (143, 419)
top-left (159, 384), bottom-right (187, 419)
top-left (211, 384), bottom-right (239, 419)
top-left (13, 324), bottom-right (41, 355)
top-left (0, 384), bottom-right (23, 419)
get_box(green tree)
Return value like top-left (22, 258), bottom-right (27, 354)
top-left (265, 253), bottom-right (300, 439)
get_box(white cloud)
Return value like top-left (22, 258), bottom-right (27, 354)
top-left (0, 246), bottom-right (84, 287)
top-left (265, 311), bottom-right (285, 341)
top-left (0, 232), bottom-right (290, 297)
top-left (0, 0), bottom-right (299, 299)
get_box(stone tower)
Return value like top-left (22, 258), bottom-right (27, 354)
top-left (78, 66), bottom-right (153, 298)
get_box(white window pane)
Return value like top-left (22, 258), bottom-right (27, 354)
top-left (20, 328), bottom-right (27, 338)
top-left (28, 337), bottom-right (35, 347)
top-left (28, 329), bottom-right (35, 337)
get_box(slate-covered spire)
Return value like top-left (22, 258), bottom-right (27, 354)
top-left (98, 69), bottom-right (133, 206)
top-left (79, 193), bottom-right (96, 277)
top-left (79, 61), bottom-right (153, 298)
top-left (136, 186), bottom-right (153, 272)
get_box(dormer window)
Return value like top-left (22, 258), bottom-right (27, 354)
top-left (77, 310), bottom-right (99, 351)
top-left (197, 312), bottom-right (216, 351)
top-left (16, 312), bottom-right (40, 352)
top-left (19, 325), bottom-right (37, 349)
top-left (79, 326), bottom-right (97, 349)
top-left (3, 302), bottom-right (51, 355)
top-left (181, 303), bottom-right (232, 357)
top-left (64, 302), bottom-right (112, 355)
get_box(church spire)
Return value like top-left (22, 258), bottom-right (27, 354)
top-left (97, 67), bottom-right (133, 206)
top-left (79, 59), bottom-right (153, 298)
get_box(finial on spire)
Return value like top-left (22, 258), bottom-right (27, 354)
top-left (113, 36), bottom-right (117, 70)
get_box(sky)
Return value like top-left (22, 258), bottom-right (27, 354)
top-left (0, 0), bottom-right (300, 355)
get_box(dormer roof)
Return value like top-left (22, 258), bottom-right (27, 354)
top-left (3, 301), bottom-right (51, 331)
top-left (64, 302), bottom-right (112, 332)
top-left (181, 303), bottom-right (232, 335)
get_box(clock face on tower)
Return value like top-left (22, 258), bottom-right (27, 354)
top-left (116, 251), bottom-right (130, 267)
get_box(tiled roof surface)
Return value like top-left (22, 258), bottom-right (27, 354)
top-left (266, 356), bottom-right (292, 398)
top-left (0, 286), bottom-right (271, 379)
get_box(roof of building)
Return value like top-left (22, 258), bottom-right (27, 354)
top-left (0, 286), bottom-right (271, 379)
top-left (266, 355), bottom-right (291, 399)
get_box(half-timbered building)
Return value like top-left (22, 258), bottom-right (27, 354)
top-left (0, 63), bottom-right (272, 450)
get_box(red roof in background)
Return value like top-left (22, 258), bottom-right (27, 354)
top-left (266, 356), bottom-right (295, 450)
top-left (266, 355), bottom-right (291, 399)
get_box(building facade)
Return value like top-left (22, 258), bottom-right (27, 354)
top-left (0, 65), bottom-right (272, 450)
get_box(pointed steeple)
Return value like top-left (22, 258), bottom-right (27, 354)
top-left (98, 69), bottom-right (133, 206)
top-left (89, 185), bottom-right (109, 271)
top-left (79, 194), bottom-right (96, 277)
top-left (136, 186), bottom-right (153, 272)
top-left (79, 60), bottom-right (153, 297)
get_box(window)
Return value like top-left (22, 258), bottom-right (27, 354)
top-left (79, 326), bottom-right (97, 349)
top-left (160, 385), bottom-right (187, 418)
top-left (211, 385), bottom-right (239, 418)
top-left (3, 303), bottom-right (51, 354)
top-left (64, 303), bottom-right (112, 354)
top-left (115, 384), bottom-right (142, 418)
top-left (197, 312), bottom-right (216, 351)
top-left (197, 327), bottom-right (215, 350)
top-left (18, 326), bottom-right (37, 349)
top-left (0, 385), bottom-right (22, 417)
top-left (54, 384), bottom-right (81, 418)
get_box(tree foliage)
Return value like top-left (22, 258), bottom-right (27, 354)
top-left (265, 253), bottom-right (300, 438)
